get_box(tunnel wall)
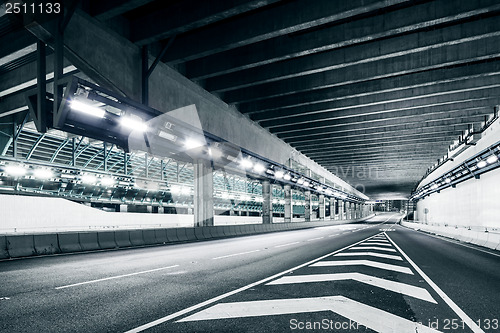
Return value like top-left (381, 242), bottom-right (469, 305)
top-left (415, 166), bottom-right (500, 229)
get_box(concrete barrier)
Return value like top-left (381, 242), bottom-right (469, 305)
top-left (221, 226), bottom-right (231, 237)
top-left (176, 228), bottom-right (188, 242)
top-left (166, 229), bottom-right (179, 242)
top-left (34, 234), bottom-right (61, 255)
top-left (6, 235), bottom-right (35, 258)
top-left (194, 227), bottom-right (205, 240)
top-left (114, 230), bottom-right (132, 248)
top-left (97, 232), bottom-right (117, 250)
top-left (0, 236), bottom-right (9, 259)
top-left (202, 227), bottom-right (212, 239)
top-left (58, 233), bottom-right (81, 253)
top-left (154, 229), bottom-right (168, 244)
top-left (184, 228), bottom-right (197, 241)
top-left (142, 229), bottom-right (157, 245)
top-left (484, 232), bottom-right (500, 250)
top-left (78, 232), bottom-right (100, 251)
top-left (472, 232), bottom-right (489, 247)
top-left (129, 230), bottom-right (145, 246)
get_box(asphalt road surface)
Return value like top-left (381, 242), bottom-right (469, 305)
top-left (1, 213), bottom-right (499, 332)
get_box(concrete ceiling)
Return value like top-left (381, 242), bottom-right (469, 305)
top-left (1, 0), bottom-right (500, 199)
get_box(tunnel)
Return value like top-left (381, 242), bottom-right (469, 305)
top-left (0, 1), bottom-right (499, 332)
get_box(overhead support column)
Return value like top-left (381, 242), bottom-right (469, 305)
top-left (304, 190), bottom-right (311, 222)
top-left (194, 160), bottom-right (214, 227)
top-left (262, 180), bottom-right (272, 224)
top-left (284, 185), bottom-right (292, 223)
top-left (318, 194), bottom-right (325, 220)
top-left (330, 197), bottom-right (336, 220)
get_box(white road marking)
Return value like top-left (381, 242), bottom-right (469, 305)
top-left (274, 242), bottom-right (300, 248)
top-left (359, 241), bottom-right (392, 247)
top-left (55, 265), bottom-right (180, 290)
top-left (307, 237), bottom-right (324, 241)
top-left (385, 233), bottom-right (484, 333)
top-left (328, 234), bottom-right (339, 237)
top-left (212, 250), bottom-right (260, 260)
top-left (122, 224), bottom-right (393, 333)
top-left (335, 252), bottom-right (403, 261)
top-left (0, 297), bottom-right (11, 300)
top-left (349, 246), bottom-right (397, 252)
top-left (267, 272), bottom-right (436, 303)
top-left (177, 296), bottom-right (440, 333)
top-left (311, 260), bottom-right (413, 274)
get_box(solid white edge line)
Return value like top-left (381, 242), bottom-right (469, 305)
top-left (123, 217), bottom-right (394, 333)
top-left (274, 241), bottom-right (300, 248)
top-left (385, 233), bottom-right (484, 333)
top-left (55, 265), bottom-right (180, 290)
top-left (212, 250), bottom-right (260, 260)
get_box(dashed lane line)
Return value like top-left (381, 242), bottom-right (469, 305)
top-left (55, 265), bottom-right (180, 290)
top-left (212, 250), bottom-right (260, 260)
top-left (310, 260), bottom-right (413, 275)
top-left (307, 237), bottom-right (324, 241)
top-left (274, 242), bottom-right (300, 248)
top-left (267, 272), bottom-right (436, 303)
top-left (335, 252), bottom-right (403, 261)
top-left (385, 232), bottom-right (484, 333)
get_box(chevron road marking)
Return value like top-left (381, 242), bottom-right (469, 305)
top-left (385, 233), bottom-right (484, 333)
top-left (335, 252), bottom-right (403, 261)
top-left (349, 246), bottom-right (397, 252)
top-left (266, 272), bottom-right (436, 303)
top-left (360, 242), bottom-right (392, 246)
top-left (310, 260), bottom-right (413, 275)
top-left (177, 296), bottom-right (441, 333)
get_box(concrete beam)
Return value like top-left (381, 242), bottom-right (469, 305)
top-left (223, 37), bottom-right (500, 103)
top-left (277, 114), bottom-right (488, 139)
top-left (89, 0), bottom-right (156, 20)
top-left (238, 61), bottom-right (500, 113)
top-left (186, 0), bottom-right (500, 79)
top-left (131, 0), bottom-right (281, 46)
top-left (160, 0), bottom-right (411, 64)
top-left (262, 95), bottom-right (500, 131)
top-left (205, 18), bottom-right (500, 92)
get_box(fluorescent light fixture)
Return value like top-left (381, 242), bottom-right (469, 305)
top-left (33, 168), bottom-right (53, 179)
top-left (70, 100), bottom-right (105, 118)
top-left (431, 184), bottom-right (438, 190)
top-left (274, 170), bottom-right (284, 179)
top-left (81, 174), bottom-right (97, 184)
top-left (4, 165), bottom-right (26, 177)
top-left (170, 185), bottom-right (181, 194)
top-left (240, 159), bottom-right (253, 169)
top-left (487, 155), bottom-right (498, 164)
top-left (121, 116), bottom-right (148, 132)
top-left (253, 163), bottom-right (266, 173)
top-left (477, 160), bottom-right (487, 168)
top-left (158, 130), bottom-right (177, 142)
top-left (266, 169), bottom-right (274, 174)
top-left (297, 178), bottom-right (304, 185)
top-left (184, 138), bottom-right (204, 150)
top-left (100, 177), bottom-right (115, 186)
top-left (283, 173), bottom-right (291, 181)
top-left (445, 178), bottom-right (451, 184)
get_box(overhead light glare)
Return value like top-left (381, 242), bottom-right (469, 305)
top-left (253, 163), bottom-right (266, 173)
top-left (4, 165), bottom-right (26, 177)
top-left (81, 174), bottom-right (97, 185)
top-left (274, 170), bottom-right (284, 179)
top-left (487, 155), bottom-right (498, 164)
top-left (240, 159), bottom-right (253, 169)
top-left (100, 177), bottom-right (115, 186)
top-left (33, 168), bottom-right (53, 179)
top-left (121, 116), bottom-right (148, 132)
top-left (184, 138), bottom-right (204, 150)
top-left (297, 178), bottom-right (304, 185)
top-left (283, 173), bottom-right (291, 181)
top-left (477, 160), bottom-right (487, 168)
top-left (70, 100), bottom-right (105, 118)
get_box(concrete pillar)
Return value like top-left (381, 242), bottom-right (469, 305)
top-left (147, 205), bottom-right (153, 213)
top-left (347, 202), bottom-right (351, 219)
top-left (330, 197), bottom-right (336, 220)
top-left (194, 160), bottom-right (214, 227)
top-left (318, 194), bottom-right (325, 220)
top-left (304, 190), bottom-right (311, 222)
top-left (262, 180), bottom-right (272, 224)
top-left (120, 204), bottom-right (128, 212)
top-left (284, 185), bottom-right (292, 223)
top-left (158, 206), bottom-right (164, 214)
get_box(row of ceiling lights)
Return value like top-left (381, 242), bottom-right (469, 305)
top-left (411, 145), bottom-right (500, 200)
